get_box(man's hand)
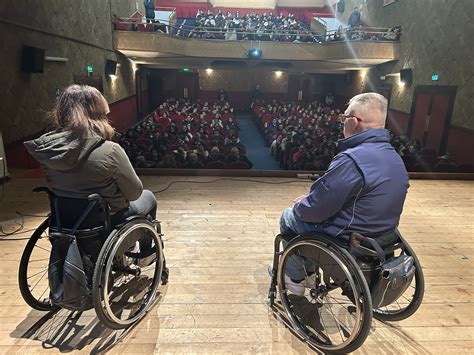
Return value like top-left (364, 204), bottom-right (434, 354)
top-left (293, 194), bottom-right (306, 203)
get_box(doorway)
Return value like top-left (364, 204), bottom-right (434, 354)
top-left (176, 72), bottom-right (199, 100)
top-left (288, 76), bottom-right (311, 102)
top-left (407, 85), bottom-right (457, 154)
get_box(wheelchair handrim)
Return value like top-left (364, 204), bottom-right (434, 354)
top-left (278, 240), bottom-right (364, 352)
top-left (102, 222), bottom-right (163, 326)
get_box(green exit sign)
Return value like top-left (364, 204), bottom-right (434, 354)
top-left (182, 67), bottom-right (190, 72)
top-left (431, 73), bottom-right (439, 81)
top-left (87, 65), bottom-right (93, 73)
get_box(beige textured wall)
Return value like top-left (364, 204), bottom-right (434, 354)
top-left (0, 0), bottom-right (138, 144)
top-left (338, 0), bottom-right (474, 130)
top-left (210, 0), bottom-right (277, 8)
top-left (276, 0), bottom-right (334, 8)
top-left (111, 0), bottom-right (145, 18)
top-left (199, 69), bottom-right (288, 92)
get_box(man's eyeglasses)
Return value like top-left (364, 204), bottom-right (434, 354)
top-left (338, 114), bottom-right (363, 123)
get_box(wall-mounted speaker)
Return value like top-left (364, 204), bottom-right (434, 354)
top-left (21, 46), bottom-right (45, 73)
top-left (345, 71), bottom-right (355, 84)
top-left (400, 68), bottom-right (413, 86)
top-left (105, 59), bottom-right (117, 75)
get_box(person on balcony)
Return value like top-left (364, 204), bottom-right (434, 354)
top-left (144, 0), bottom-right (155, 24)
top-left (348, 7), bottom-right (361, 28)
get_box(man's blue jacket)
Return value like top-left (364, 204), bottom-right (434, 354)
top-left (293, 128), bottom-right (409, 237)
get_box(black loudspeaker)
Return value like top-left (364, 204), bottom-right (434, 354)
top-left (400, 68), bottom-right (413, 85)
top-left (21, 46), bottom-right (44, 73)
top-left (345, 71), bottom-right (354, 83)
top-left (105, 59), bottom-right (117, 75)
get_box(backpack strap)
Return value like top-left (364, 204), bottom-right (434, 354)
top-left (364, 237), bottom-right (386, 262)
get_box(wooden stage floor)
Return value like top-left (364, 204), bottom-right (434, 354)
top-left (0, 175), bottom-right (473, 354)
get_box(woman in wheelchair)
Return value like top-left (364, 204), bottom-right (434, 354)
top-left (20, 84), bottom-right (168, 329)
top-left (268, 93), bottom-right (424, 353)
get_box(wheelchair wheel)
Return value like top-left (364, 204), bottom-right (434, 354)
top-left (278, 236), bottom-right (372, 353)
top-left (92, 219), bottom-right (164, 329)
top-left (373, 238), bottom-right (424, 321)
top-left (18, 218), bottom-right (57, 311)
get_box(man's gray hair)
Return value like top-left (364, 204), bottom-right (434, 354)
top-left (349, 93), bottom-right (387, 115)
top-left (349, 93), bottom-right (388, 127)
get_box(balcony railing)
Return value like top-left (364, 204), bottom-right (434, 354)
top-left (113, 18), bottom-right (402, 44)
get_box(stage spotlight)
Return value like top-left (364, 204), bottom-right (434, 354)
top-left (247, 48), bottom-right (262, 58)
top-left (206, 68), bottom-right (213, 74)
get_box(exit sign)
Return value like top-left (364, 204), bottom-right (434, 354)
top-left (431, 73), bottom-right (439, 81)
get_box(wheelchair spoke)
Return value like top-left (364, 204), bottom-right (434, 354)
top-left (323, 298), bottom-right (346, 344)
top-left (317, 305), bottom-right (331, 342)
top-left (37, 284), bottom-right (50, 303)
top-left (30, 268), bottom-right (48, 293)
top-left (33, 244), bottom-right (51, 253)
top-left (29, 257), bottom-right (50, 263)
top-left (326, 293), bottom-right (358, 314)
top-left (27, 267), bottom-right (48, 280)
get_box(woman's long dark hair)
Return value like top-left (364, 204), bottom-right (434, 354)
top-left (51, 85), bottom-right (115, 140)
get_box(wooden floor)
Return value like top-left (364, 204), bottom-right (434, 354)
top-left (0, 175), bottom-right (473, 354)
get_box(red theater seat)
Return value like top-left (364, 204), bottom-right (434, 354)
top-left (114, 22), bottom-right (133, 31)
top-left (205, 161), bottom-right (227, 169)
top-left (228, 161), bottom-right (251, 169)
top-left (137, 24), bottom-right (153, 32)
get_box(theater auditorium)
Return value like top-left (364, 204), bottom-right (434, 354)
top-left (0, 0), bottom-right (473, 353)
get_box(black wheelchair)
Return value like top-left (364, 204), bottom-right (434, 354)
top-left (18, 187), bottom-right (169, 329)
top-left (268, 229), bottom-right (424, 353)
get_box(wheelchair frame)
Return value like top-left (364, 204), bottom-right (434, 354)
top-left (18, 187), bottom-right (169, 329)
top-left (268, 230), bottom-right (424, 353)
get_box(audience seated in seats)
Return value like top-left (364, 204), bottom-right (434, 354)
top-left (118, 98), bottom-right (252, 169)
top-left (227, 147), bottom-right (253, 168)
top-left (327, 25), bottom-right (402, 42)
top-left (252, 98), bottom-right (343, 170)
top-left (206, 146), bottom-right (226, 164)
top-left (183, 10), bottom-right (320, 43)
top-left (183, 152), bottom-right (204, 169)
top-left (114, 8), bottom-right (401, 43)
top-left (389, 133), bottom-right (465, 173)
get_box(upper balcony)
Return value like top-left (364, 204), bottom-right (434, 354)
top-left (112, 21), bottom-right (400, 73)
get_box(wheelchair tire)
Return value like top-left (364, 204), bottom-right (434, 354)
top-left (373, 237), bottom-right (425, 321)
top-left (18, 217), bottom-right (58, 312)
top-left (92, 219), bottom-right (164, 329)
top-left (278, 236), bottom-right (372, 354)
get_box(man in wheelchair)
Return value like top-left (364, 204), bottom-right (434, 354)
top-left (279, 92), bottom-right (409, 293)
top-left (21, 85), bottom-right (167, 329)
top-left (269, 93), bottom-right (423, 352)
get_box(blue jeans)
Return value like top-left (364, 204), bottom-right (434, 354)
top-left (279, 207), bottom-right (323, 281)
top-left (125, 190), bottom-right (157, 219)
top-left (280, 207), bottom-right (323, 236)
top-left (112, 190), bottom-right (157, 225)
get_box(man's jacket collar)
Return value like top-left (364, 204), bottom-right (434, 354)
top-left (338, 128), bottom-right (390, 151)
